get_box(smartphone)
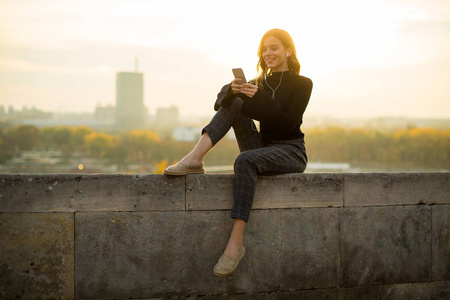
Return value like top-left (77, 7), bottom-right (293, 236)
top-left (232, 68), bottom-right (247, 84)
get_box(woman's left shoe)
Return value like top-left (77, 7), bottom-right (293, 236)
top-left (163, 161), bottom-right (205, 176)
top-left (213, 246), bottom-right (246, 276)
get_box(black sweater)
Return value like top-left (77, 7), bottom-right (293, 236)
top-left (214, 71), bottom-right (313, 143)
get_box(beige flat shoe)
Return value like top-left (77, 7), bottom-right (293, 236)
top-left (163, 161), bottom-right (205, 176)
top-left (213, 246), bottom-right (246, 276)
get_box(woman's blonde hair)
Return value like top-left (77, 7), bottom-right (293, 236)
top-left (255, 29), bottom-right (301, 86)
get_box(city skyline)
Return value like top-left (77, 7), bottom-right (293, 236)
top-left (0, 0), bottom-right (449, 119)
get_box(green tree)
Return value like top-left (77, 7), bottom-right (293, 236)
top-left (6, 125), bottom-right (40, 152)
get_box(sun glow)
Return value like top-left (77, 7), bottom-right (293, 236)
top-left (0, 0), bottom-right (449, 118)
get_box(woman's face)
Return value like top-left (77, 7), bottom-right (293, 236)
top-left (262, 36), bottom-right (290, 72)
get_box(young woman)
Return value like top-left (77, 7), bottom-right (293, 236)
top-left (164, 28), bottom-right (313, 276)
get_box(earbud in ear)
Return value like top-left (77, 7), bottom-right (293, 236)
top-left (286, 52), bottom-right (290, 57)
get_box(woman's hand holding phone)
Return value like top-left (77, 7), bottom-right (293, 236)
top-left (231, 68), bottom-right (257, 98)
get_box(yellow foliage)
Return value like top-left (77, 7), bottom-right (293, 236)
top-left (153, 160), bottom-right (168, 174)
top-left (85, 132), bottom-right (115, 143)
top-left (129, 130), bottom-right (160, 143)
top-left (84, 132), bottom-right (116, 157)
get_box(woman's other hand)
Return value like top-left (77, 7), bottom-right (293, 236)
top-left (231, 79), bottom-right (258, 98)
top-left (240, 83), bottom-right (258, 98)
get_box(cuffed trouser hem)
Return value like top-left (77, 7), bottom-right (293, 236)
top-left (230, 214), bottom-right (249, 223)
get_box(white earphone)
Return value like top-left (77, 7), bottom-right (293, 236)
top-left (286, 52), bottom-right (290, 57)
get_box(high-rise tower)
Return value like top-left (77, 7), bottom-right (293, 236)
top-left (115, 72), bottom-right (145, 129)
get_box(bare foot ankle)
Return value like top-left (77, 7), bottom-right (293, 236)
top-left (223, 242), bottom-right (243, 259)
top-left (179, 155), bottom-right (202, 167)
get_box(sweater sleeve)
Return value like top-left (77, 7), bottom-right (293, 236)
top-left (273, 77), bottom-right (313, 131)
top-left (214, 83), bottom-right (248, 111)
top-left (214, 84), bottom-right (231, 111)
top-left (241, 77), bottom-right (313, 126)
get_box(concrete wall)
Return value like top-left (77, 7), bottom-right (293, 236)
top-left (0, 173), bottom-right (449, 299)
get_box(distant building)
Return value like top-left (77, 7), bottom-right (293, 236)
top-left (95, 104), bottom-right (116, 120)
top-left (116, 72), bottom-right (145, 130)
top-left (0, 106), bottom-right (52, 121)
top-left (173, 126), bottom-right (202, 142)
top-left (155, 106), bottom-right (179, 126)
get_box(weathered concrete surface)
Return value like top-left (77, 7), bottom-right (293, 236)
top-left (433, 205), bottom-right (450, 280)
top-left (0, 174), bottom-right (185, 212)
top-left (186, 174), bottom-right (344, 210)
top-left (381, 281), bottom-right (450, 300)
top-left (75, 208), bottom-right (339, 298)
top-left (340, 206), bottom-right (432, 287)
top-left (345, 172), bottom-right (450, 206)
top-left (229, 208), bottom-right (340, 292)
top-left (0, 172), bottom-right (449, 299)
top-left (197, 281), bottom-right (450, 299)
top-left (75, 211), bottom-right (228, 299)
top-left (274, 208), bottom-right (340, 290)
top-left (0, 213), bottom-right (74, 299)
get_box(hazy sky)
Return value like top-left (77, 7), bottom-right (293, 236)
top-left (1, 0), bottom-right (449, 118)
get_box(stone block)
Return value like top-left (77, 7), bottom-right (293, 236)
top-left (269, 289), bottom-right (341, 300)
top-left (0, 213), bottom-right (74, 299)
top-left (201, 288), bottom-right (341, 300)
top-left (337, 285), bottom-right (383, 300)
top-left (344, 173), bottom-right (450, 207)
top-left (340, 206), bottom-right (432, 286)
top-left (432, 205), bottom-right (450, 280)
top-left (200, 293), bottom-right (272, 300)
top-left (213, 208), bottom-right (340, 294)
top-left (0, 174), bottom-right (185, 212)
top-left (186, 174), bottom-right (234, 211)
top-left (200, 285), bottom-right (383, 300)
top-left (219, 210), bottom-right (285, 294)
top-left (75, 208), bottom-right (340, 298)
top-left (277, 208), bottom-right (340, 290)
top-left (75, 211), bottom-right (230, 299)
top-left (186, 174), bottom-right (343, 211)
top-left (381, 281), bottom-right (450, 299)
top-left (254, 174), bottom-right (344, 209)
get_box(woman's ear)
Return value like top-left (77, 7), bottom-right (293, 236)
top-left (286, 48), bottom-right (292, 57)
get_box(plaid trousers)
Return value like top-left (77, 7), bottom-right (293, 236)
top-left (202, 98), bottom-right (307, 222)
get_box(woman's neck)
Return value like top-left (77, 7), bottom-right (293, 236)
top-left (271, 67), bottom-right (289, 72)
top-left (270, 70), bottom-right (290, 75)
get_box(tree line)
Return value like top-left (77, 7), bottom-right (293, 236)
top-left (0, 125), bottom-right (449, 170)
top-left (305, 127), bottom-right (450, 169)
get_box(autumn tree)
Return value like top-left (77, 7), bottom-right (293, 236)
top-left (122, 130), bottom-right (160, 162)
top-left (5, 125), bottom-right (40, 152)
top-left (84, 132), bottom-right (115, 158)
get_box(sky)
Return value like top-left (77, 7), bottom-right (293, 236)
top-left (0, 0), bottom-right (449, 119)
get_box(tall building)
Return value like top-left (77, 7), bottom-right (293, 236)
top-left (116, 72), bottom-right (145, 130)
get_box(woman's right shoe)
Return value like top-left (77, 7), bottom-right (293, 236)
top-left (163, 161), bottom-right (205, 176)
top-left (213, 246), bottom-right (246, 276)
